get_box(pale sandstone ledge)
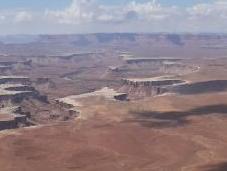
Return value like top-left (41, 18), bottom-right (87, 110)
top-left (55, 87), bottom-right (128, 114)
top-left (56, 87), bottom-right (127, 105)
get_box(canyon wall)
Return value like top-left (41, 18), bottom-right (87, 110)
top-left (120, 77), bottom-right (185, 99)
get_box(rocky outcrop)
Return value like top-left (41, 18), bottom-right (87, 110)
top-left (0, 106), bottom-right (28, 131)
top-left (123, 57), bottom-right (183, 64)
top-left (0, 83), bottom-right (43, 104)
top-left (0, 66), bottom-right (12, 73)
top-left (0, 114), bottom-right (27, 131)
top-left (35, 78), bottom-right (50, 84)
top-left (0, 117), bottom-right (17, 130)
top-left (114, 94), bottom-right (128, 101)
top-left (117, 54), bottom-right (200, 77)
top-left (123, 78), bottom-right (184, 87)
top-left (0, 76), bottom-right (49, 131)
top-left (0, 76), bottom-right (31, 85)
top-left (120, 76), bottom-right (185, 99)
top-left (34, 78), bottom-right (56, 89)
top-left (0, 60), bottom-right (32, 67)
top-left (0, 60), bottom-right (32, 74)
top-left (108, 66), bottom-right (120, 72)
top-left (5, 85), bottom-right (35, 92)
top-left (0, 92), bottom-right (36, 103)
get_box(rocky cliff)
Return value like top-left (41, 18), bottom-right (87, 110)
top-left (119, 76), bottom-right (185, 99)
top-left (0, 76), bottom-right (48, 131)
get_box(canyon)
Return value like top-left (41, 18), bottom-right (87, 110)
top-left (0, 33), bottom-right (227, 171)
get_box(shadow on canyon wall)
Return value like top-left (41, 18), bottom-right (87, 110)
top-left (129, 104), bottom-right (227, 128)
top-left (172, 80), bottom-right (227, 95)
top-left (200, 162), bottom-right (227, 171)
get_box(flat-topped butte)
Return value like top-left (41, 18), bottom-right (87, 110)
top-left (123, 76), bottom-right (185, 86)
top-left (121, 56), bottom-right (183, 64)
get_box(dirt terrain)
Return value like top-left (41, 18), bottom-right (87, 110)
top-left (1, 33), bottom-right (227, 171)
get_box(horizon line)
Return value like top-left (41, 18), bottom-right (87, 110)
top-left (1, 32), bottom-right (227, 36)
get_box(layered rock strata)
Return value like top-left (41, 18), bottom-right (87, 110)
top-left (120, 76), bottom-right (185, 99)
top-left (0, 76), bottom-right (46, 130)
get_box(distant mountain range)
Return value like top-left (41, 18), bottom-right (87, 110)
top-left (0, 33), bottom-right (226, 45)
top-left (0, 33), bottom-right (227, 57)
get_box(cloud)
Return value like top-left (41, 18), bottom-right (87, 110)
top-left (184, 0), bottom-right (227, 32)
top-left (188, 0), bottom-right (227, 19)
top-left (126, 1), bottom-right (165, 20)
top-left (45, 0), bottom-right (175, 24)
top-left (0, 0), bottom-right (227, 34)
top-left (0, 15), bottom-right (5, 22)
top-left (45, 0), bottom-right (95, 24)
top-left (14, 11), bottom-right (32, 23)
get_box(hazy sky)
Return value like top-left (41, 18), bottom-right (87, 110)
top-left (0, 0), bottom-right (226, 34)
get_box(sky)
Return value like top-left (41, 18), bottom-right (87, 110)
top-left (0, 0), bottom-right (226, 34)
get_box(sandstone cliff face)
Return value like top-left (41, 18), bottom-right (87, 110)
top-left (119, 77), bottom-right (185, 99)
top-left (0, 119), bottom-right (17, 131)
top-left (120, 82), bottom-right (165, 99)
top-left (123, 78), bottom-right (184, 87)
top-left (0, 76), bottom-right (48, 131)
top-left (0, 76), bottom-right (31, 85)
top-left (0, 60), bottom-right (32, 75)
top-left (123, 57), bottom-right (182, 65)
top-left (34, 78), bottom-right (56, 90)
top-left (0, 109), bottom-right (27, 131)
